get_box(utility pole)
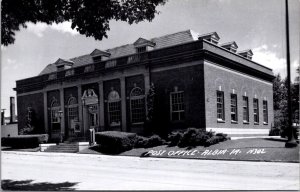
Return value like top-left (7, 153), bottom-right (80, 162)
top-left (285, 0), bottom-right (298, 148)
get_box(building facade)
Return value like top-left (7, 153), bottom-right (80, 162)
top-left (15, 30), bottom-right (274, 140)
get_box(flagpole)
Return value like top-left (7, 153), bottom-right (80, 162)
top-left (284, 0), bottom-right (298, 148)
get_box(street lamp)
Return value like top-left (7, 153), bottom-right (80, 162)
top-left (284, 0), bottom-right (297, 148)
top-left (57, 110), bottom-right (64, 143)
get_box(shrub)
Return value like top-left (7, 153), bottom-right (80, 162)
top-left (269, 127), bottom-right (281, 136)
top-left (1, 134), bottom-right (48, 148)
top-left (134, 135), bottom-right (165, 148)
top-left (168, 128), bottom-right (230, 148)
top-left (167, 131), bottom-right (183, 146)
top-left (95, 131), bottom-right (137, 154)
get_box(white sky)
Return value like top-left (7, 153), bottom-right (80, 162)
top-left (1, 0), bottom-right (299, 117)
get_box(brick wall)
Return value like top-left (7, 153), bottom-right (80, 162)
top-left (151, 64), bottom-right (206, 136)
top-left (204, 61), bottom-right (274, 130)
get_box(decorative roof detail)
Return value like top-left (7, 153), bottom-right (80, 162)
top-left (238, 49), bottom-right (253, 60)
top-left (198, 32), bottom-right (220, 44)
top-left (220, 41), bottom-right (238, 53)
top-left (133, 38), bottom-right (156, 47)
top-left (54, 58), bottom-right (74, 66)
top-left (90, 49), bottom-right (111, 57)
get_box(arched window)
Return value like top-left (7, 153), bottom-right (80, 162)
top-left (50, 98), bottom-right (60, 131)
top-left (107, 88), bottom-right (121, 127)
top-left (130, 87), bottom-right (145, 124)
top-left (67, 96), bottom-right (79, 132)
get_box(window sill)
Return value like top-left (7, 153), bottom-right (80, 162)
top-left (254, 122), bottom-right (259, 125)
top-left (217, 119), bottom-right (225, 123)
top-left (132, 122), bottom-right (144, 125)
top-left (231, 120), bottom-right (238, 124)
top-left (263, 122), bottom-right (268, 125)
top-left (243, 121), bottom-right (249, 124)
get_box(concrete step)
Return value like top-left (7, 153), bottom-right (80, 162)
top-left (44, 143), bottom-right (79, 153)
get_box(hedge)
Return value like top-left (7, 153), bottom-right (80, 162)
top-left (134, 135), bottom-right (165, 148)
top-left (95, 131), bottom-right (137, 154)
top-left (1, 134), bottom-right (49, 148)
top-left (168, 128), bottom-right (230, 148)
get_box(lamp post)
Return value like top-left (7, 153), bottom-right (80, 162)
top-left (284, 0), bottom-right (298, 148)
top-left (58, 110), bottom-right (64, 143)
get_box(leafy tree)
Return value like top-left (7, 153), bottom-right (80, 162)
top-left (272, 72), bottom-right (299, 137)
top-left (1, 0), bottom-right (166, 46)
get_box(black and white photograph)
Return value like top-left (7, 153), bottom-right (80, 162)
top-left (1, 0), bottom-right (299, 190)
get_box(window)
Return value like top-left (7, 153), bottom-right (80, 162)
top-left (67, 96), bottom-right (79, 132)
top-left (253, 98), bottom-right (259, 123)
top-left (130, 87), bottom-right (145, 124)
top-left (230, 94), bottom-right (238, 122)
top-left (84, 65), bottom-right (95, 73)
top-left (242, 96), bottom-right (249, 123)
top-left (263, 100), bottom-right (268, 124)
top-left (136, 46), bottom-right (146, 53)
top-left (217, 91), bottom-right (225, 121)
top-left (107, 89), bottom-right (121, 127)
top-left (170, 89), bottom-right (185, 121)
top-left (50, 98), bottom-right (60, 131)
top-left (65, 69), bottom-right (74, 77)
top-left (50, 99), bottom-right (60, 123)
top-left (48, 73), bottom-right (57, 80)
top-left (105, 60), bottom-right (117, 68)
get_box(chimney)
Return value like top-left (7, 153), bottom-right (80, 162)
top-left (10, 97), bottom-right (16, 123)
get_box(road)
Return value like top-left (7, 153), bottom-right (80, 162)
top-left (1, 151), bottom-right (299, 190)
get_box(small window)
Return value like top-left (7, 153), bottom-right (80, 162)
top-left (65, 69), bottom-right (74, 77)
top-left (136, 46), bottom-right (147, 53)
top-left (263, 100), bottom-right (268, 124)
top-left (48, 73), bottom-right (57, 80)
top-left (130, 87), bottom-right (145, 124)
top-left (253, 98), bottom-right (259, 124)
top-left (170, 89), bottom-right (185, 121)
top-left (242, 96), bottom-right (249, 123)
top-left (105, 60), bottom-right (117, 68)
top-left (57, 65), bottom-right (65, 72)
top-left (217, 91), bottom-right (225, 121)
top-left (84, 65), bottom-right (95, 73)
top-left (231, 94), bottom-right (238, 122)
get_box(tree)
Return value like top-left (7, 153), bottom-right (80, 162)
top-left (1, 0), bottom-right (166, 46)
top-left (272, 72), bottom-right (299, 138)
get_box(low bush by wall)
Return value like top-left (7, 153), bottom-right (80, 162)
top-left (95, 131), bottom-right (137, 154)
top-left (168, 128), bottom-right (230, 148)
top-left (1, 134), bottom-right (49, 148)
top-left (134, 135), bottom-right (166, 148)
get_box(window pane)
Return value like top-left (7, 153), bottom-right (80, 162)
top-left (231, 94), bottom-right (237, 121)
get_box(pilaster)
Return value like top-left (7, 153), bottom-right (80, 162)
top-left (120, 77), bottom-right (127, 131)
top-left (98, 80), bottom-right (105, 131)
top-left (43, 91), bottom-right (48, 134)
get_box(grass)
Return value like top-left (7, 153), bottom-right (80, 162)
top-left (79, 138), bottom-right (299, 163)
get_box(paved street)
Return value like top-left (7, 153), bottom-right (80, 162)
top-left (1, 151), bottom-right (299, 190)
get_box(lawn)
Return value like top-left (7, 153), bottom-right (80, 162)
top-left (79, 137), bottom-right (299, 163)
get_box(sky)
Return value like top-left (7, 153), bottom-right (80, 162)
top-left (1, 0), bottom-right (299, 117)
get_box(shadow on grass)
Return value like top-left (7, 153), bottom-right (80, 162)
top-left (1, 179), bottom-right (78, 191)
